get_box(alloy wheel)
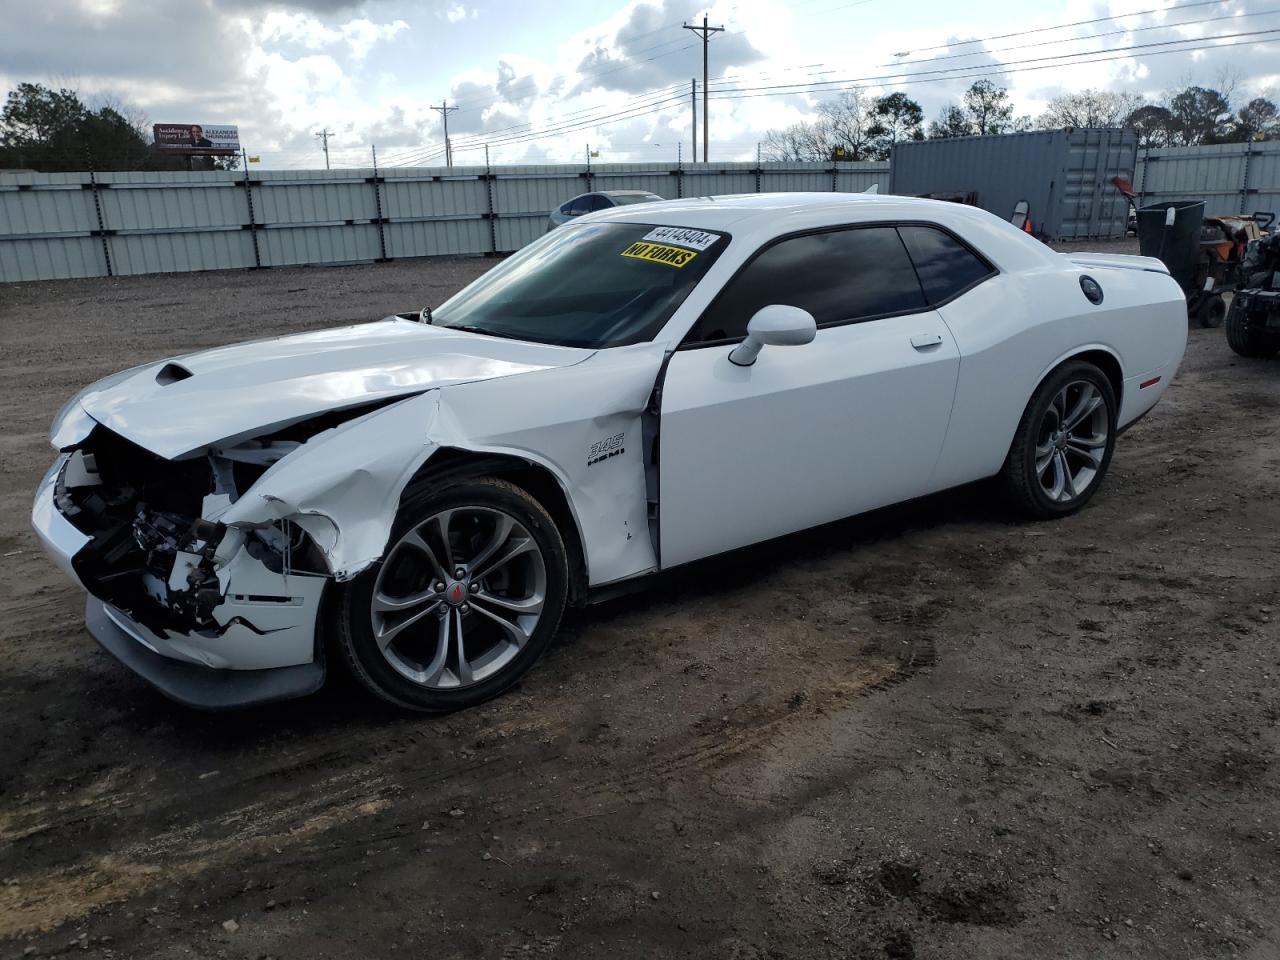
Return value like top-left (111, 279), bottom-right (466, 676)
top-left (1034, 379), bottom-right (1110, 504)
top-left (370, 507), bottom-right (547, 689)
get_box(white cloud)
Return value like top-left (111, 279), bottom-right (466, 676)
top-left (5, 0), bottom-right (1280, 169)
top-left (442, 3), bottom-right (475, 24)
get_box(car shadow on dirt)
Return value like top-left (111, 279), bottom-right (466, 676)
top-left (13, 477), bottom-right (1001, 771)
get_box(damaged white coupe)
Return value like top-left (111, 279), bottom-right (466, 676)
top-left (34, 194), bottom-right (1187, 711)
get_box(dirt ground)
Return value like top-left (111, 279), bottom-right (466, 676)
top-left (1, 251), bottom-right (1278, 960)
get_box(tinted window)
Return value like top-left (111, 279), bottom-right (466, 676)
top-left (688, 226), bottom-right (926, 343)
top-left (566, 195), bottom-right (591, 216)
top-left (588, 194), bottom-right (613, 212)
top-left (898, 225), bottom-right (994, 304)
top-left (433, 222), bottom-right (727, 348)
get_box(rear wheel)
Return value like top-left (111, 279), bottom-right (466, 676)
top-left (336, 477), bottom-right (568, 712)
top-left (1225, 298), bottom-right (1280, 358)
top-left (1000, 361), bottom-right (1117, 519)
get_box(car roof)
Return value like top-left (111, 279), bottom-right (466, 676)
top-left (599, 190), bottom-right (660, 197)
top-left (588, 192), bottom-right (1059, 269)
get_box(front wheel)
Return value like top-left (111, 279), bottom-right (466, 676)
top-left (336, 477), bottom-right (568, 712)
top-left (1000, 361), bottom-right (1118, 519)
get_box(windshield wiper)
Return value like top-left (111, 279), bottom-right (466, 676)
top-left (440, 323), bottom-right (515, 339)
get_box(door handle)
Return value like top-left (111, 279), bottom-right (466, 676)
top-left (910, 333), bottom-right (944, 350)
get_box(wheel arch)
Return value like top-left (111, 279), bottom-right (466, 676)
top-left (1032, 345), bottom-right (1124, 415)
top-left (399, 447), bottom-right (590, 607)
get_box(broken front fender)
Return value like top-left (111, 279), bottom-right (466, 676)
top-left (216, 391), bottom-right (442, 580)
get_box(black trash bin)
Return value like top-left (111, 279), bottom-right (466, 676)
top-left (1137, 200), bottom-right (1205, 293)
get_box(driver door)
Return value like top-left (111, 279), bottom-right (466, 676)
top-left (657, 224), bottom-right (961, 568)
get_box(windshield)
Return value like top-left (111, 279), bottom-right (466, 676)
top-left (430, 221), bottom-right (727, 348)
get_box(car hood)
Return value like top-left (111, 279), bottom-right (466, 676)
top-left (78, 318), bottom-right (593, 459)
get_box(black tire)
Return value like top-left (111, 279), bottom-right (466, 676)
top-left (1225, 298), bottom-right (1280, 358)
top-left (1000, 360), bottom-right (1118, 520)
top-left (336, 477), bottom-right (568, 712)
top-left (1198, 293), bottom-right (1226, 329)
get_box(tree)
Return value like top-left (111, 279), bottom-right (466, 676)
top-left (0, 81), bottom-right (238, 172)
top-left (869, 91), bottom-right (924, 155)
top-left (927, 104), bottom-right (971, 139)
top-left (1126, 104), bottom-right (1177, 148)
top-left (1037, 89), bottom-right (1146, 129)
top-left (760, 88), bottom-right (880, 162)
top-left (816, 88), bottom-right (879, 160)
top-left (1230, 97), bottom-right (1279, 142)
top-left (1167, 85), bottom-right (1233, 145)
top-left (963, 79), bottom-right (1014, 135)
top-left (761, 122), bottom-right (827, 162)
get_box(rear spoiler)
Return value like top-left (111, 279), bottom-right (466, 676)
top-left (1063, 252), bottom-right (1170, 275)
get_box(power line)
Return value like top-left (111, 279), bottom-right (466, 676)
top-left (881, 5), bottom-right (1280, 69)
top-left (452, 29), bottom-right (1280, 160)
top-left (380, 80), bottom-right (694, 166)
top-left (706, 30), bottom-right (1280, 103)
top-left (704, 24), bottom-right (1280, 99)
top-left (278, 3), bottom-right (1275, 168)
top-left (894, 0), bottom-right (1232, 57)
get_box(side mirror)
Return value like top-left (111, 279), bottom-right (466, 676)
top-left (728, 305), bottom-right (817, 367)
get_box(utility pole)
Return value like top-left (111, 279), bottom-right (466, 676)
top-left (431, 101), bottom-right (459, 168)
top-left (683, 15), bottom-right (723, 162)
top-left (314, 129), bottom-right (332, 169)
top-left (690, 79), bottom-right (697, 164)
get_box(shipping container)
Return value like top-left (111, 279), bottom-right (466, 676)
top-left (889, 128), bottom-right (1138, 241)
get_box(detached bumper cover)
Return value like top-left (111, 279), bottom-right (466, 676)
top-left (86, 598), bottom-right (325, 710)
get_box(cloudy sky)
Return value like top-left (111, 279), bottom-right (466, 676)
top-left (2, 0), bottom-right (1278, 168)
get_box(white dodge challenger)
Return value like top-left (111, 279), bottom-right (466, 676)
top-left (33, 194), bottom-right (1187, 711)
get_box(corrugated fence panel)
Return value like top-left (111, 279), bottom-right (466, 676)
top-left (1135, 142), bottom-right (1280, 215)
top-left (0, 172), bottom-right (105, 280)
top-left (0, 235), bottom-right (104, 281)
top-left (2, 149), bottom-right (1269, 282)
top-left (97, 171), bottom-right (255, 274)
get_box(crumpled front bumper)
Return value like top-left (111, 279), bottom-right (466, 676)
top-left (32, 454), bottom-right (329, 710)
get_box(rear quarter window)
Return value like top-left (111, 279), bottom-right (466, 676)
top-left (898, 225), bottom-right (995, 304)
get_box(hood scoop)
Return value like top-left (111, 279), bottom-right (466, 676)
top-left (155, 363), bottom-right (194, 385)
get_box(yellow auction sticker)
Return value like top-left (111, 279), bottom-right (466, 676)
top-left (620, 241), bottom-right (698, 268)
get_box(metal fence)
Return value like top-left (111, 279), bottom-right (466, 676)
top-left (4, 144), bottom-right (1276, 284)
top-left (0, 161), bottom-right (888, 283)
top-left (1134, 141), bottom-right (1280, 216)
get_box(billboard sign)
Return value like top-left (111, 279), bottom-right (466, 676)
top-left (153, 123), bottom-right (240, 156)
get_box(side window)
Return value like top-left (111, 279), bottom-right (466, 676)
top-left (588, 194), bottom-right (613, 212)
top-left (897, 225), bottom-right (994, 304)
top-left (687, 226), bottom-right (926, 343)
top-left (565, 195), bottom-right (591, 216)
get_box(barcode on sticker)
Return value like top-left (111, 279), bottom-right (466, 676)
top-left (641, 227), bottom-right (719, 251)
